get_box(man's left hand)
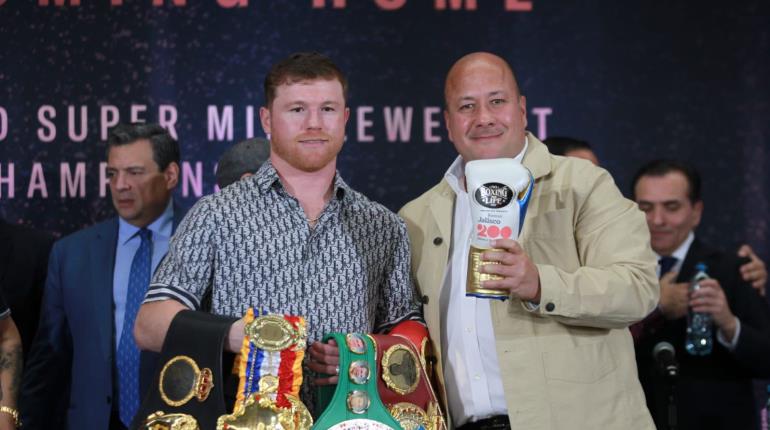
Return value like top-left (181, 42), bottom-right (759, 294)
top-left (307, 339), bottom-right (340, 386)
top-left (737, 244), bottom-right (766, 296)
top-left (480, 239), bottom-right (541, 303)
top-left (690, 279), bottom-right (738, 340)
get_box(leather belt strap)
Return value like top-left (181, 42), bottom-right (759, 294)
top-left (133, 310), bottom-right (237, 430)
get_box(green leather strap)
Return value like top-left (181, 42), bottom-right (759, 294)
top-left (314, 333), bottom-right (403, 430)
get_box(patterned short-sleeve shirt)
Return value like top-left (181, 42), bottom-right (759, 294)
top-left (146, 161), bottom-right (421, 344)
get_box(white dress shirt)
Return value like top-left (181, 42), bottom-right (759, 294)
top-left (440, 141), bottom-right (527, 426)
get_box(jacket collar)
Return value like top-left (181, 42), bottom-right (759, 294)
top-left (521, 132), bottom-right (553, 181)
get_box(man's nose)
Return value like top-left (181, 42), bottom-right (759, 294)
top-left (474, 103), bottom-right (495, 126)
top-left (650, 207), bottom-right (665, 226)
top-left (113, 172), bottom-right (130, 190)
top-left (305, 109), bottom-right (322, 129)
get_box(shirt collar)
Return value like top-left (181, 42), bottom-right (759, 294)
top-left (655, 231), bottom-right (694, 263)
top-left (118, 199), bottom-right (174, 245)
top-left (253, 159), bottom-right (349, 201)
top-left (444, 135), bottom-right (529, 195)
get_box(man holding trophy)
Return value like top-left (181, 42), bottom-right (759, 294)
top-left (399, 52), bottom-right (660, 430)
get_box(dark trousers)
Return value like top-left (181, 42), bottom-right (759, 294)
top-left (109, 409), bottom-right (127, 430)
top-left (456, 415), bottom-right (511, 430)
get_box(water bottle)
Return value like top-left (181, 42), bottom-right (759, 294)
top-left (685, 262), bottom-right (713, 356)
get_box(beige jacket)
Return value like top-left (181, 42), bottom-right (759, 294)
top-left (399, 134), bottom-right (658, 429)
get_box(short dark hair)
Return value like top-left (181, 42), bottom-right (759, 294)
top-left (543, 136), bottom-right (592, 156)
top-left (107, 123), bottom-right (180, 171)
top-left (263, 52), bottom-right (348, 107)
top-left (631, 159), bottom-right (702, 204)
top-left (216, 137), bottom-right (270, 188)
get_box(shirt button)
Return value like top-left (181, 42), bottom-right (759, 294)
top-left (466, 327), bottom-right (472, 333)
top-left (545, 302), bottom-right (555, 312)
top-left (421, 295), bottom-right (429, 304)
top-left (433, 237), bottom-right (443, 246)
top-left (474, 374), bottom-right (481, 380)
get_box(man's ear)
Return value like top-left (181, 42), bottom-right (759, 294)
top-left (691, 200), bottom-right (703, 228)
top-left (164, 162), bottom-right (180, 190)
top-left (260, 106), bottom-right (271, 136)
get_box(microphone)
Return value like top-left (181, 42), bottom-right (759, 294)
top-left (653, 341), bottom-right (678, 379)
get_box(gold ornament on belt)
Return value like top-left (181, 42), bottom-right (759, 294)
top-left (142, 411), bottom-right (200, 430)
top-left (158, 355), bottom-right (214, 407)
top-left (218, 309), bottom-right (312, 430)
top-left (216, 391), bottom-right (312, 430)
top-left (389, 402), bottom-right (445, 430)
top-left (381, 344), bottom-right (420, 395)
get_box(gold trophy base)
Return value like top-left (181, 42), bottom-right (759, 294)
top-left (466, 245), bottom-right (508, 300)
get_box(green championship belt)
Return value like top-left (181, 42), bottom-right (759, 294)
top-left (314, 333), bottom-right (404, 430)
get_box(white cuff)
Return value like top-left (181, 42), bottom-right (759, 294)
top-left (716, 317), bottom-right (741, 351)
top-left (524, 301), bottom-right (540, 311)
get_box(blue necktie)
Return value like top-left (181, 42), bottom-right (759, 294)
top-left (659, 256), bottom-right (678, 278)
top-left (630, 255), bottom-right (680, 341)
top-left (117, 228), bottom-right (152, 426)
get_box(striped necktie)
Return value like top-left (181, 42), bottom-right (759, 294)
top-left (117, 228), bottom-right (152, 426)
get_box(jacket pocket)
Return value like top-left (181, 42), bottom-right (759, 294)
top-left (541, 341), bottom-right (632, 429)
top-left (542, 340), bottom-right (615, 383)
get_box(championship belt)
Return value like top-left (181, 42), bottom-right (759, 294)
top-left (369, 332), bottom-right (447, 430)
top-left (134, 310), bottom-right (237, 430)
top-left (217, 309), bottom-right (312, 430)
top-left (314, 333), bottom-right (404, 430)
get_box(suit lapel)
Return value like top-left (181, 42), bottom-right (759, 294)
top-left (91, 218), bottom-right (119, 360)
top-left (677, 238), bottom-right (704, 282)
top-left (428, 181), bottom-right (454, 249)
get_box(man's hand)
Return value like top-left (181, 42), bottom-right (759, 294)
top-left (737, 244), bottom-right (766, 296)
top-left (226, 317), bottom-right (247, 353)
top-left (690, 279), bottom-right (738, 341)
top-left (658, 272), bottom-right (689, 320)
top-left (479, 239), bottom-right (541, 303)
top-left (307, 339), bottom-right (340, 386)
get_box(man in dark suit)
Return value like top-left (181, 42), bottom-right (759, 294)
top-left (19, 123), bottom-right (184, 430)
top-left (0, 220), bottom-right (54, 357)
top-left (544, 136), bottom-right (767, 294)
top-left (631, 159), bottom-right (770, 430)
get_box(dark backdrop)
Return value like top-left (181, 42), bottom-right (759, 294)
top-left (1, 0), bottom-right (768, 259)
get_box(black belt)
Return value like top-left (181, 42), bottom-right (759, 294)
top-left (457, 414), bottom-right (511, 430)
